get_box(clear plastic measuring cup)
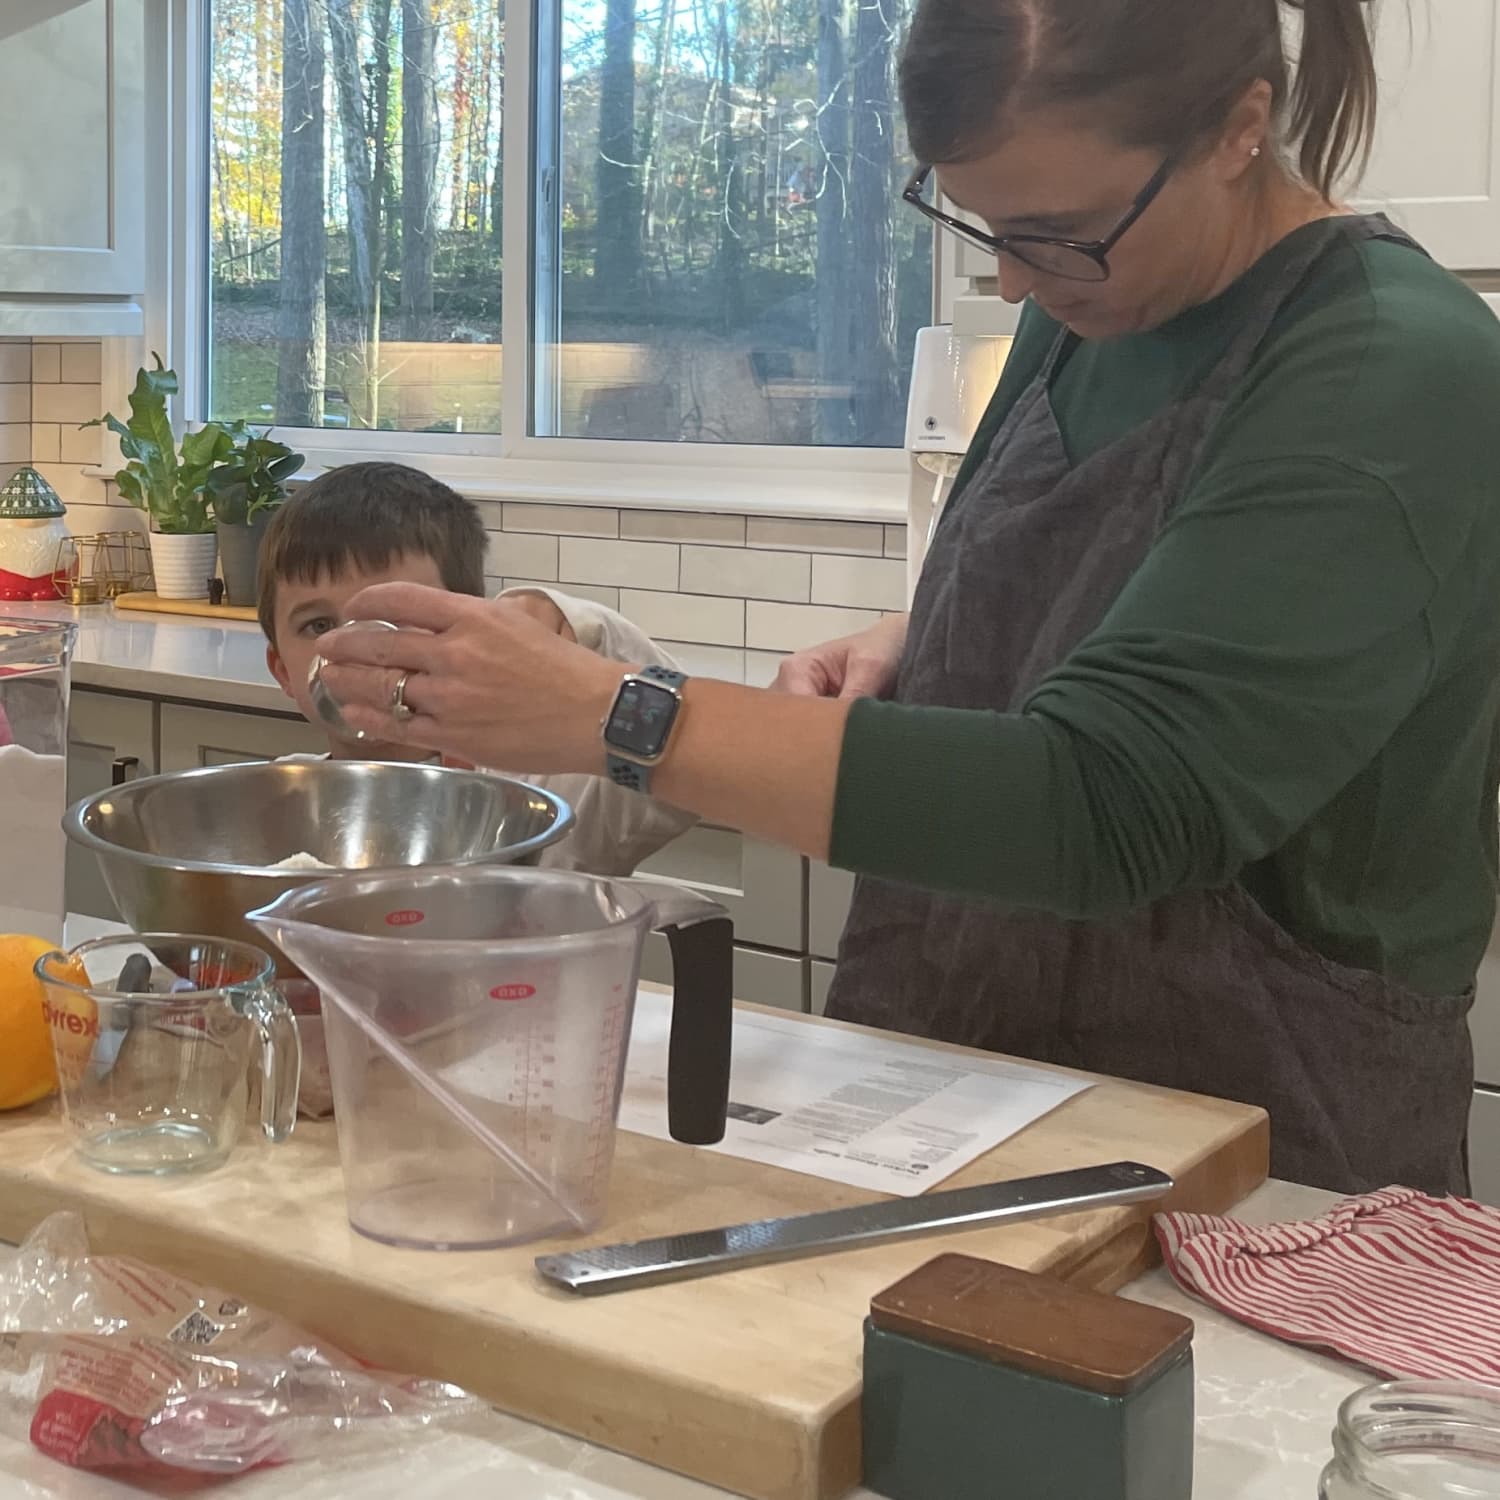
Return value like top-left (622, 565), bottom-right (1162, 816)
top-left (249, 866), bottom-right (732, 1250)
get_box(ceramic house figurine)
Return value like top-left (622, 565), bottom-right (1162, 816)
top-left (0, 468), bottom-right (69, 602)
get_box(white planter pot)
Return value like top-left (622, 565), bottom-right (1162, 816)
top-left (148, 531), bottom-right (218, 600)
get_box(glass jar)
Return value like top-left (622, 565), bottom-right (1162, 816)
top-left (1319, 1381), bottom-right (1500, 1499)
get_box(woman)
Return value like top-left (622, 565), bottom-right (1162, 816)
top-left (318, 0), bottom-right (1500, 1196)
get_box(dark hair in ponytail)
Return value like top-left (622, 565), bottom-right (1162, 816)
top-left (900, 0), bottom-right (1381, 199)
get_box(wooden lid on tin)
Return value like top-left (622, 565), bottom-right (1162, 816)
top-left (869, 1254), bottom-right (1194, 1397)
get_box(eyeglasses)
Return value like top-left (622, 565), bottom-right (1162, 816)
top-left (902, 152), bottom-right (1180, 283)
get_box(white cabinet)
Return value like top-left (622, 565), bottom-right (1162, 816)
top-left (0, 0), bottom-right (146, 298)
top-left (808, 861), bottom-right (855, 961)
top-left (1356, 0), bottom-right (1500, 268)
top-left (640, 935), bottom-right (807, 1013)
top-left (158, 703), bottom-right (326, 771)
top-left (635, 825), bottom-right (804, 951)
top-left (65, 688), bottom-right (155, 921)
top-left (1470, 1087), bottom-right (1500, 1207)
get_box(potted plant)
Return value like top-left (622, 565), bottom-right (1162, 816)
top-left (85, 357), bottom-right (234, 600)
top-left (207, 428), bottom-right (305, 607)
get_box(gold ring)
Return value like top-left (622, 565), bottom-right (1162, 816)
top-left (390, 671), bottom-right (416, 722)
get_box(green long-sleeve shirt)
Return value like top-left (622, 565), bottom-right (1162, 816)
top-left (831, 224), bottom-right (1500, 995)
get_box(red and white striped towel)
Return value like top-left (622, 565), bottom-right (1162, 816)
top-left (1154, 1188), bottom-right (1500, 1382)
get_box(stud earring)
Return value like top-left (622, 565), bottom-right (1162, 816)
top-left (1250, 145), bottom-right (1263, 158)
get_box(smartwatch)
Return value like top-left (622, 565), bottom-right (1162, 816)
top-left (603, 665), bottom-right (688, 793)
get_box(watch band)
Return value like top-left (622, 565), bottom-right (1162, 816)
top-left (606, 665), bottom-right (687, 793)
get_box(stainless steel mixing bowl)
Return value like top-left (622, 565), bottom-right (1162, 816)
top-left (63, 760), bottom-right (575, 976)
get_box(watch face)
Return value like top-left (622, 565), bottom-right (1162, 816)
top-left (607, 678), bottom-right (681, 758)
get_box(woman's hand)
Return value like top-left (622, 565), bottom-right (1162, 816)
top-left (313, 584), bottom-right (623, 772)
top-left (773, 613), bottom-right (909, 699)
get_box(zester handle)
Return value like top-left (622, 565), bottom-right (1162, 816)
top-left (535, 1161), bottom-right (1173, 1295)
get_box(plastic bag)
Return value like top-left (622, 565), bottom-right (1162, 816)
top-left (0, 1212), bottom-right (484, 1475)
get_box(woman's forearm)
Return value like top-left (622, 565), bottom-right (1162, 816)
top-left (651, 677), bottom-right (852, 860)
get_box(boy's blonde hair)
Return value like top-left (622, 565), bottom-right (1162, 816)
top-left (256, 462), bottom-right (487, 645)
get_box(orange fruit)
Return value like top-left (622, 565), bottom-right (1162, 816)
top-left (0, 934), bottom-right (68, 1110)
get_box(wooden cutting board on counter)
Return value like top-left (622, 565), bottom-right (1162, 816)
top-left (0, 1006), bottom-right (1267, 1500)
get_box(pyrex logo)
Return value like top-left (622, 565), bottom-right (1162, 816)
top-left (385, 909), bottom-right (424, 927)
top-left (488, 983), bottom-right (537, 1002)
top-left (43, 1001), bottom-right (99, 1040)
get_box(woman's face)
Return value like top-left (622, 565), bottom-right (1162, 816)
top-left (935, 107), bottom-right (1264, 339)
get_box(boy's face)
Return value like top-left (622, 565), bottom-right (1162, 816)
top-left (267, 552), bottom-right (448, 759)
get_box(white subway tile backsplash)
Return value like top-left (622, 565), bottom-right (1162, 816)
top-left (486, 529), bottom-right (559, 581)
top-left (32, 384), bottom-right (101, 425)
top-left (63, 502), bottom-right (145, 538)
top-left (745, 601), bottom-right (880, 652)
top-left (559, 536), bottom-right (679, 591)
top-left (744, 649), bottom-right (789, 688)
top-left (59, 423), bottom-right (101, 466)
top-left (679, 544), bottom-right (809, 603)
top-left (504, 502), bottom-right (619, 537)
top-left (59, 343), bottom-right (103, 384)
top-left (620, 509), bottom-right (747, 545)
top-left (33, 462), bottom-right (104, 506)
top-left (811, 554), bottom-right (907, 611)
top-left (29, 344), bottom-right (60, 384)
top-left (30, 424), bottom-right (60, 463)
top-left (884, 525), bottom-right (907, 559)
top-left (0, 345), bottom-right (31, 384)
top-left (619, 588), bottom-right (745, 647)
top-left (0, 424), bottom-right (29, 463)
top-left (745, 517), bottom-right (885, 555)
top-left (0, 387), bottom-right (30, 425)
top-left (661, 642), bottom-right (746, 682)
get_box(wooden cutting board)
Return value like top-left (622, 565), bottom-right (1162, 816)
top-left (114, 591), bottom-right (259, 622)
top-left (0, 1008), bottom-right (1267, 1500)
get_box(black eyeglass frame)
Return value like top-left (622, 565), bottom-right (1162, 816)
top-left (902, 152), bottom-right (1182, 283)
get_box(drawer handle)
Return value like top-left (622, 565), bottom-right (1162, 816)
top-left (110, 756), bottom-right (140, 786)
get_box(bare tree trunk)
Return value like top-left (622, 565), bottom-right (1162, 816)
top-left (848, 0), bottom-right (898, 443)
top-left (490, 1), bottom-right (505, 246)
top-left (638, 0), bottom-right (676, 248)
top-left (595, 0), bottom-right (642, 297)
top-left (328, 0), bottom-right (373, 316)
top-left (277, 0), bottom-right (327, 427)
top-left (814, 0), bottom-right (852, 445)
top-left (401, 0), bottom-right (439, 339)
top-left (713, 0), bottom-right (744, 330)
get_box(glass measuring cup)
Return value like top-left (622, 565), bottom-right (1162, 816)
top-left (306, 619), bottom-right (400, 742)
top-left (34, 934), bottom-right (302, 1174)
top-left (249, 866), bottom-right (732, 1251)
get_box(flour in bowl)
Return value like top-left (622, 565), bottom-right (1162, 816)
top-left (269, 851), bottom-right (335, 871)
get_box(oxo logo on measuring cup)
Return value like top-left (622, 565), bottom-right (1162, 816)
top-left (383, 908), bottom-right (424, 927)
top-left (489, 982), bottom-right (537, 1002)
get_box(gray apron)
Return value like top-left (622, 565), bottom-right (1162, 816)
top-left (825, 216), bottom-right (1475, 1196)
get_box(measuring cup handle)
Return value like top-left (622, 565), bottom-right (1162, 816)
top-left (662, 917), bottom-right (733, 1145)
top-left (247, 983), bottom-right (303, 1143)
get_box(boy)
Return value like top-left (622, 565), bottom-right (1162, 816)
top-left (257, 461), bottom-right (695, 875)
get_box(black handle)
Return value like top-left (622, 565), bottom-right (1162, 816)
top-left (110, 756), bottom-right (139, 786)
top-left (662, 916), bottom-right (734, 1145)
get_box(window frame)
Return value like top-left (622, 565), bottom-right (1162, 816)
top-left (141, 0), bottom-right (934, 520)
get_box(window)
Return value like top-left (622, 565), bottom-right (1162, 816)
top-left (206, 0), bottom-right (929, 451)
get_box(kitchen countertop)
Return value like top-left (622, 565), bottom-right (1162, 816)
top-left (1, 601), bottom-right (758, 716)
top-left (0, 1175), bottom-right (1361, 1498)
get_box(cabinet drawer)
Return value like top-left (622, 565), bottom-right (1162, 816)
top-left (640, 936), bottom-right (807, 1013)
top-left (1470, 1087), bottom-right (1500, 1208)
top-left (635, 825), bottom-right (804, 950)
top-left (808, 862), bottom-right (855, 960)
top-left (158, 704), bottom-right (327, 772)
top-left (810, 959), bottom-right (836, 1017)
top-left (66, 690), bottom-right (157, 922)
